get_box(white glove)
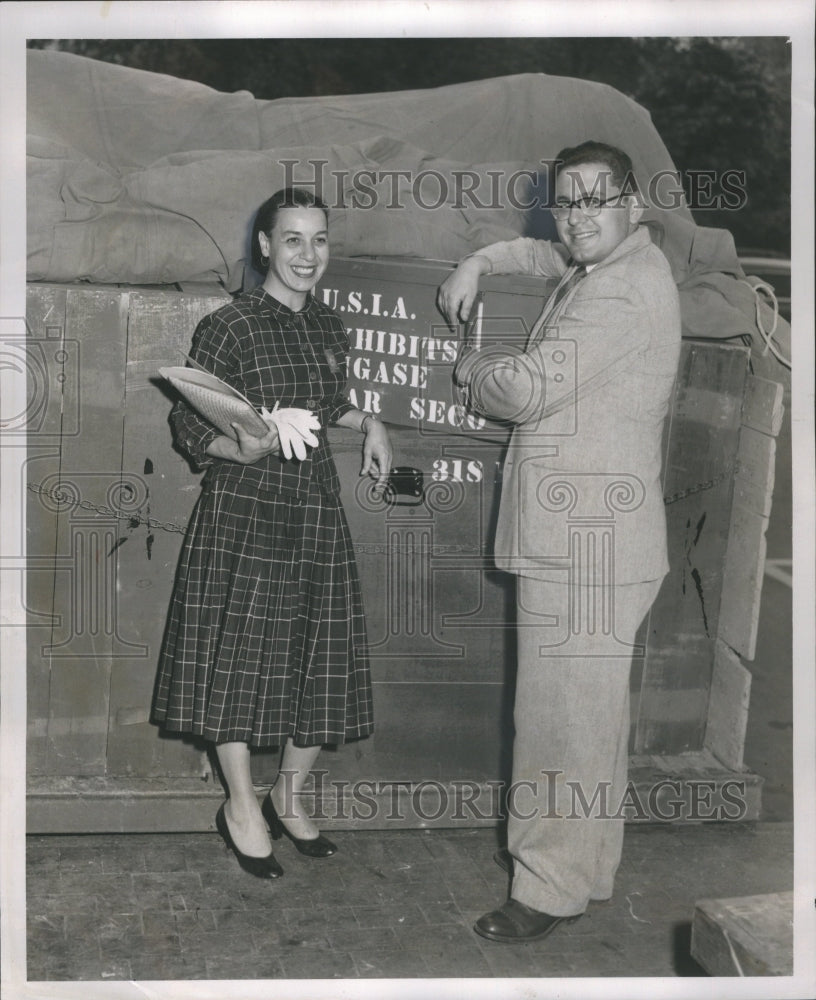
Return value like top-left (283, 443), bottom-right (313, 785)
top-left (262, 405), bottom-right (321, 461)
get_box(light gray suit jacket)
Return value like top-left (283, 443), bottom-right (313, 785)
top-left (456, 227), bottom-right (681, 585)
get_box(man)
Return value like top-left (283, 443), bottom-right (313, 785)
top-left (437, 141), bottom-right (681, 943)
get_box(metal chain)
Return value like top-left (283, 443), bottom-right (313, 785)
top-left (24, 485), bottom-right (484, 551)
top-left (25, 482), bottom-right (188, 535)
top-left (27, 461), bottom-right (736, 538)
top-left (662, 463), bottom-right (737, 506)
top-left (354, 542), bottom-right (486, 555)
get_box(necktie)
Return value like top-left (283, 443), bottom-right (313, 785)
top-left (528, 264), bottom-right (586, 346)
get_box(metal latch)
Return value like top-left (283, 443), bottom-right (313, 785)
top-left (384, 466), bottom-right (425, 506)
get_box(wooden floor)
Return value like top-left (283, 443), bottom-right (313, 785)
top-left (25, 821), bottom-right (793, 983)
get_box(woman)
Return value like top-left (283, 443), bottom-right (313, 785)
top-left (152, 187), bottom-right (392, 878)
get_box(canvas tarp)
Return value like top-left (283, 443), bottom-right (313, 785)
top-left (26, 50), bottom-right (789, 371)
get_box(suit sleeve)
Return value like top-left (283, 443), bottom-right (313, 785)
top-left (459, 274), bottom-right (650, 425)
top-left (467, 237), bottom-right (569, 278)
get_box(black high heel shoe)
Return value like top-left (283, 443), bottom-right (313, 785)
top-left (215, 803), bottom-right (283, 879)
top-left (262, 794), bottom-right (337, 858)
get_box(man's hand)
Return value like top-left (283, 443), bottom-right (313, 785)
top-left (437, 255), bottom-right (491, 324)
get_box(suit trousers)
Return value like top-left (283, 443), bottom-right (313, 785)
top-left (508, 575), bottom-right (663, 917)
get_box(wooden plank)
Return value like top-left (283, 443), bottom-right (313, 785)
top-left (716, 372), bottom-right (782, 661)
top-left (691, 892), bottom-right (793, 976)
top-left (27, 751), bottom-right (762, 832)
top-left (741, 374), bottom-right (785, 436)
top-left (19, 284), bottom-right (74, 440)
top-left (704, 638), bottom-right (751, 771)
top-left (627, 750), bottom-right (762, 822)
top-left (635, 341), bottom-right (749, 754)
top-left (718, 502), bottom-right (768, 660)
top-left (42, 287), bottom-right (129, 775)
top-left (124, 287), bottom-right (230, 365)
top-left (106, 288), bottom-right (227, 779)
top-left (734, 427), bottom-right (776, 518)
top-left (24, 285), bottom-right (70, 776)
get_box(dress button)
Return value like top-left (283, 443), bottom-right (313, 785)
top-left (308, 369), bottom-right (318, 380)
top-left (306, 399), bottom-right (316, 408)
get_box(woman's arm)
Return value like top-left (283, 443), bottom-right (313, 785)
top-left (335, 410), bottom-right (393, 490)
top-left (205, 422), bottom-right (281, 465)
top-left (173, 312), bottom-right (245, 468)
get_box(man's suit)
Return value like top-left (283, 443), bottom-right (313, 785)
top-left (455, 226), bottom-right (681, 915)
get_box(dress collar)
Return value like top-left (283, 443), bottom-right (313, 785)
top-left (248, 285), bottom-right (320, 318)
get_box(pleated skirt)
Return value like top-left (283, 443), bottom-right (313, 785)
top-left (152, 475), bottom-right (374, 747)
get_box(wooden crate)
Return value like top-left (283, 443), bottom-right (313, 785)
top-left (691, 892), bottom-right (793, 976)
top-left (23, 262), bottom-right (781, 831)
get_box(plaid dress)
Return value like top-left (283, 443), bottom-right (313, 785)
top-left (151, 287), bottom-right (374, 747)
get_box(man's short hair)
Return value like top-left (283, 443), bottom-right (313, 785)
top-left (554, 141), bottom-right (638, 194)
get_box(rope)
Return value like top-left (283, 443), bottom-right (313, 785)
top-left (740, 277), bottom-right (791, 369)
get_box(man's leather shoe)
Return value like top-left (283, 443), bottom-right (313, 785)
top-left (473, 899), bottom-right (581, 943)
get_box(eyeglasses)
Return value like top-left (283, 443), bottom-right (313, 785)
top-left (550, 195), bottom-right (625, 220)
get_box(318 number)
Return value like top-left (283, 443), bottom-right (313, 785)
top-left (431, 459), bottom-right (483, 483)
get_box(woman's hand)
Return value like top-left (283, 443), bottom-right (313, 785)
top-left (361, 419), bottom-right (393, 492)
top-left (206, 422), bottom-right (280, 465)
top-left (437, 255), bottom-right (491, 325)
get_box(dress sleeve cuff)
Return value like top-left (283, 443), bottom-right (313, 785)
top-left (328, 399), bottom-right (356, 425)
top-left (183, 427), bottom-right (219, 470)
top-left (171, 402), bottom-right (219, 469)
